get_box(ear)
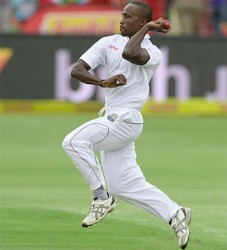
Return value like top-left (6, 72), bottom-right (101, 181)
top-left (140, 18), bottom-right (147, 26)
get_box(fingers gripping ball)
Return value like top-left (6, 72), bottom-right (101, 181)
top-left (163, 19), bottom-right (170, 29)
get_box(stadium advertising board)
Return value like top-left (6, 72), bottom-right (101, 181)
top-left (21, 5), bottom-right (121, 35)
top-left (0, 35), bottom-right (226, 104)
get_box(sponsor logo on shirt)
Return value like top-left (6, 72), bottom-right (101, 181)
top-left (108, 44), bottom-right (119, 51)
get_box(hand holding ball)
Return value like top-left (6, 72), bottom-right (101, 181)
top-left (150, 18), bottom-right (171, 33)
top-left (162, 19), bottom-right (170, 30)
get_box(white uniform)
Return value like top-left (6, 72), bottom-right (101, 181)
top-left (62, 34), bottom-right (180, 222)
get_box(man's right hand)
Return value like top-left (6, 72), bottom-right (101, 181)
top-left (100, 74), bottom-right (127, 88)
top-left (146, 18), bottom-right (171, 33)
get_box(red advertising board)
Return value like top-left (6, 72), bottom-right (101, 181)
top-left (21, 5), bottom-right (122, 35)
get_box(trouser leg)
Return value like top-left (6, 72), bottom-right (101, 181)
top-left (62, 111), bottom-right (141, 191)
top-left (101, 143), bottom-right (180, 222)
top-left (62, 120), bottom-right (109, 191)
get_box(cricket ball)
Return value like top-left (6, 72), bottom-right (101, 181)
top-left (163, 19), bottom-right (170, 29)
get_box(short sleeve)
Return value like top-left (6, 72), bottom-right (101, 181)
top-left (80, 37), bottom-right (110, 70)
top-left (143, 44), bottom-right (163, 69)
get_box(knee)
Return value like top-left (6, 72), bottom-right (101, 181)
top-left (62, 135), bottom-right (89, 153)
top-left (62, 135), bottom-right (72, 152)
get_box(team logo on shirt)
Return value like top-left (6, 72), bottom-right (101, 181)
top-left (107, 113), bottom-right (118, 122)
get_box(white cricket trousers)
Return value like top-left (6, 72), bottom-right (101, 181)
top-left (62, 107), bottom-right (180, 222)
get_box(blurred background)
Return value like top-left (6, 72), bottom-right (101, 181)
top-left (0, 0), bottom-right (227, 36)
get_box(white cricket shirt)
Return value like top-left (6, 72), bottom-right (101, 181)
top-left (80, 34), bottom-right (162, 111)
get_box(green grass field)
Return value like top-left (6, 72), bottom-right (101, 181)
top-left (0, 113), bottom-right (226, 250)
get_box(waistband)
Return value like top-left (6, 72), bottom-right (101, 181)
top-left (98, 106), bottom-right (141, 117)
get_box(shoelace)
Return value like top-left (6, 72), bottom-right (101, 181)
top-left (171, 215), bottom-right (186, 234)
top-left (89, 203), bottom-right (109, 220)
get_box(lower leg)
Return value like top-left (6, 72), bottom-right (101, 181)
top-left (93, 185), bottom-right (109, 200)
top-left (101, 147), bottom-right (180, 223)
top-left (108, 169), bottom-right (179, 222)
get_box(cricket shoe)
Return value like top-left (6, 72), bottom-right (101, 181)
top-left (82, 195), bottom-right (118, 227)
top-left (169, 207), bottom-right (192, 249)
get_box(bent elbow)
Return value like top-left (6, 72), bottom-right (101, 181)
top-left (71, 64), bottom-right (80, 78)
top-left (122, 50), bottom-right (132, 60)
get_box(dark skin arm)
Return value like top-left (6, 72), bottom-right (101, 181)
top-left (122, 18), bottom-right (171, 65)
top-left (71, 18), bottom-right (170, 87)
top-left (71, 59), bottom-right (127, 88)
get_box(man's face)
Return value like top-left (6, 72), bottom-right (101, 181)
top-left (120, 4), bottom-right (147, 37)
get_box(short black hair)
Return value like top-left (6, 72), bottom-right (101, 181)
top-left (128, 1), bottom-right (152, 22)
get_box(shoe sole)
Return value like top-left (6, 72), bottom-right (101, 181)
top-left (181, 208), bottom-right (192, 249)
top-left (82, 199), bottom-right (119, 228)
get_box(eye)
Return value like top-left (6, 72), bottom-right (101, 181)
top-left (122, 13), bottom-right (129, 19)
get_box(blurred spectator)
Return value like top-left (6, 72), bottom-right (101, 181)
top-left (168, 0), bottom-right (206, 35)
top-left (211, 0), bottom-right (227, 36)
top-left (11, 0), bottom-right (38, 21)
top-left (38, 0), bottom-right (112, 7)
top-left (0, 0), bottom-right (12, 32)
top-left (51, 0), bottom-right (89, 4)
